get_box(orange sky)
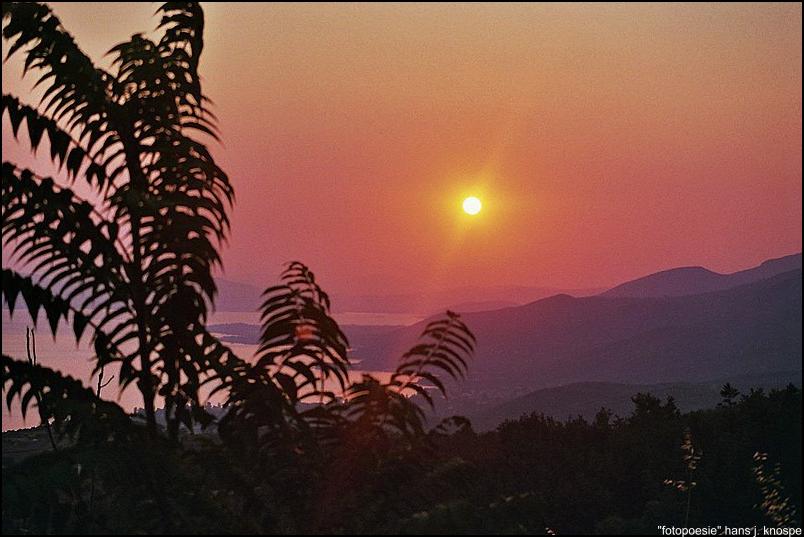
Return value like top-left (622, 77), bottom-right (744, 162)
top-left (2, 2), bottom-right (801, 296)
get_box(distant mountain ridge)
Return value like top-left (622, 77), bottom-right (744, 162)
top-left (353, 268), bottom-right (802, 393)
top-left (212, 254), bottom-right (801, 312)
top-left (211, 278), bottom-right (602, 315)
top-left (600, 253), bottom-right (801, 298)
top-left (328, 286), bottom-right (603, 314)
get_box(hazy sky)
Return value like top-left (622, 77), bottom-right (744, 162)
top-left (2, 2), bottom-right (801, 296)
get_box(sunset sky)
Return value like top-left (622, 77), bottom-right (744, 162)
top-left (3, 2), bottom-right (801, 297)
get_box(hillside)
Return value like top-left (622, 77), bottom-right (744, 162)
top-left (354, 269), bottom-right (802, 393)
top-left (600, 253), bottom-right (801, 298)
top-left (470, 371), bottom-right (802, 431)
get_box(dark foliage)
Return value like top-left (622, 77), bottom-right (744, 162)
top-left (2, 354), bottom-right (135, 446)
top-left (3, 384), bottom-right (799, 534)
top-left (2, 1), bottom-right (232, 437)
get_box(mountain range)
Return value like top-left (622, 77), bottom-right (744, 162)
top-left (209, 253), bottom-right (802, 428)
top-left (601, 253), bottom-right (801, 298)
top-left (213, 254), bottom-right (800, 313)
top-left (354, 267), bottom-right (801, 388)
top-left (211, 279), bottom-right (602, 315)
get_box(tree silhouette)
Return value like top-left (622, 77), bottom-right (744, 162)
top-left (2, 3), bottom-right (475, 452)
top-left (2, 2), bottom-right (232, 437)
top-left (719, 382), bottom-right (741, 406)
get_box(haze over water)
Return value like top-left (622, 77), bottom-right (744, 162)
top-left (1, 309), bottom-right (407, 431)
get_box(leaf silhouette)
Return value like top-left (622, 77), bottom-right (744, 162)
top-left (2, 2), bottom-right (233, 438)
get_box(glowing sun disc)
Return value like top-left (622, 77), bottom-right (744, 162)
top-left (462, 196), bottom-right (482, 215)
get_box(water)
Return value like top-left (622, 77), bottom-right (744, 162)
top-left (209, 310), bottom-right (424, 327)
top-left (1, 309), bottom-right (419, 431)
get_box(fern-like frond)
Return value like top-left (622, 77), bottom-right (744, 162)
top-left (216, 262), bottom-right (352, 451)
top-left (255, 262), bottom-right (350, 404)
top-left (335, 311), bottom-right (474, 440)
top-left (389, 311), bottom-right (475, 406)
top-left (342, 375), bottom-right (428, 439)
top-left (1, 269), bottom-right (133, 386)
top-left (1, 95), bottom-right (109, 185)
top-left (1, 164), bottom-right (134, 347)
top-left (2, 3), bottom-right (120, 184)
top-left (1, 354), bottom-right (134, 445)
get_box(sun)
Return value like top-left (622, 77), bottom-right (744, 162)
top-left (462, 196), bottom-right (482, 215)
